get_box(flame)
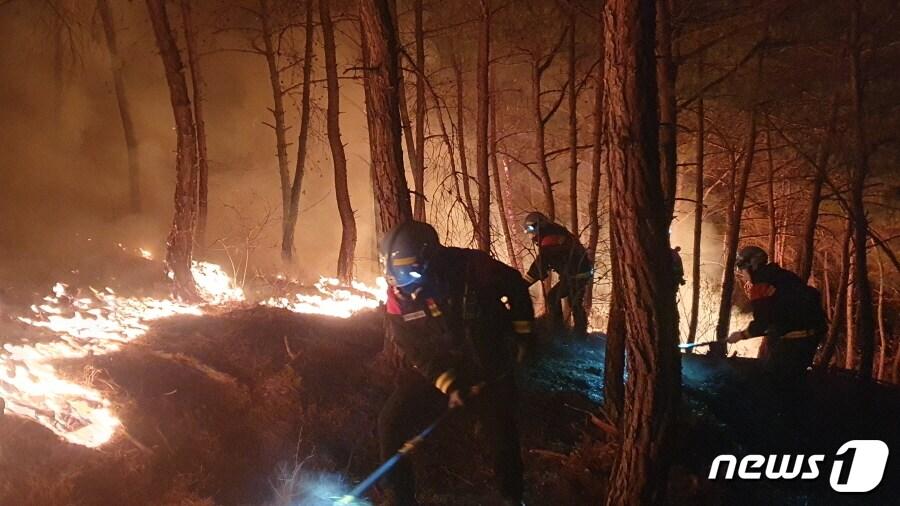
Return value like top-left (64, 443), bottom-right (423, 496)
top-left (1, 258), bottom-right (384, 449)
top-left (262, 277), bottom-right (387, 319)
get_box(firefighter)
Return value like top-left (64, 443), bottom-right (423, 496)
top-left (725, 245), bottom-right (827, 386)
top-left (522, 211), bottom-right (592, 338)
top-left (379, 220), bottom-right (533, 506)
top-left (672, 246), bottom-right (686, 286)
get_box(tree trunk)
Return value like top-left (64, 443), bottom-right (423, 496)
top-left (818, 220), bottom-right (851, 367)
top-left (413, 0), bottom-right (427, 221)
top-left (454, 59), bottom-right (479, 236)
top-left (98, 0), bottom-right (142, 214)
top-left (848, 0), bottom-right (876, 380)
top-left (715, 108), bottom-right (757, 343)
top-left (875, 244), bottom-right (885, 380)
top-left (360, 0), bottom-right (413, 235)
top-left (474, 0), bottom-right (491, 252)
top-left (796, 97), bottom-right (838, 282)
top-left (605, 243), bottom-right (625, 425)
top-left (765, 128), bottom-right (777, 259)
top-left (491, 76), bottom-right (518, 269)
top-left (258, 0), bottom-right (292, 256)
top-left (656, 0), bottom-right (677, 219)
top-left (320, 0), bottom-right (356, 282)
top-left (179, 0), bottom-right (208, 250)
top-left (146, 0), bottom-right (199, 300)
top-left (686, 80), bottom-right (704, 345)
top-left (846, 247), bottom-right (856, 370)
top-left (532, 61), bottom-right (556, 220)
top-left (603, 0), bottom-right (680, 503)
top-left (281, 0), bottom-right (315, 263)
top-left (568, 11), bottom-right (579, 234)
top-left (585, 14), bottom-right (605, 317)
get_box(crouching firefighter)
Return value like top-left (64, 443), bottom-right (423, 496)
top-left (379, 220), bottom-right (533, 506)
top-left (725, 246), bottom-right (827, 387)
top-left (522, 211), bottom-right (593, 338)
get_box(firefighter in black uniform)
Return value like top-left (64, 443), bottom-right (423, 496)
top-left (725, 245), bottom-right (827, 386)
top-left (379, 220), bottom-right (533, 506)
top-left (522, 211), bottom-right (592, 338)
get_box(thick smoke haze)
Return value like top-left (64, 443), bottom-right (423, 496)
top-left (0, 1), bottom-right (378, 292)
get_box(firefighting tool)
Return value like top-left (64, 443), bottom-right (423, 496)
top-left (333, 408), bottom-right (456, 505)
top-left (678, 341), bottom-right (714, 350)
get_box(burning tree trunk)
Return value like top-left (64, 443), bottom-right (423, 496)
top-left (320, 0), bottom-right (356, 282)
top-left (360, 0), bottom-right (413, 234)
top-left (179, 0), bottom-right (209, 249)
top-left (474, 0), bottom-right (491, 252)
top-left (796, 97), bottom-right (838, 282)
top-left (567, 11), bottom-right (579, 233)
top-left (98, 0), bottom-right (141, 214)
top-left (848, 0), bottom-right (876, 380)
top-left (818, 219), bottom-right (851, 367)
top-left (412, 0), bottom-right (427, 221)
top-left (283, 0), bottom-right (315, 263)
top-left (603, 0), bottom-right (680, 503)
top-left (714, 107), bottom-right (757, 343)
top-left (146, 0), bottom-right (199, 300)
top-left (656, 0), bottom-right (677, 219)
top-left (686, 78), bottom-right (704, 345)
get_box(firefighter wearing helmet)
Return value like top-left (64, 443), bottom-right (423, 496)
top-left (522, 211), bottom-right (593, 338)
top-left (379, 220), bottom-right (533, 505)
top-left (725, 245), bottom-right (827, 386)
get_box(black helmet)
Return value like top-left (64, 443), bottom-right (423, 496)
top-left (523, 211), bottom-right (550, 234)
top-left (735, 245), bottom-right (768, 272)
top-left (380, 220), bottom-right (441, 287)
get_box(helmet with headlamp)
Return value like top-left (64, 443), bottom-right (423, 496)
top-left (380, 220), bottom-right (441, 288)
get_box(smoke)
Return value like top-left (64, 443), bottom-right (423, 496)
top-left (0, 1), bottom-right (379, 294)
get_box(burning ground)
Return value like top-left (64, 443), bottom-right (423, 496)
top-left (0, 252), bottom-right (613, 505)
top-left (2, 253), bottom-right (899, 505)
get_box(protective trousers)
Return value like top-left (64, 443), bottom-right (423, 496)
top-left (377, 369), bottom-right (524, 505)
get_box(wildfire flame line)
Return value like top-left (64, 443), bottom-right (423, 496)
top-left (1, 260), bottom-right (385, 448)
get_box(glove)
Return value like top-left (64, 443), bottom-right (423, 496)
top-left (726, 330), bottom-right (747, 344)
top-left (447, 383), bottom-right (483, 409)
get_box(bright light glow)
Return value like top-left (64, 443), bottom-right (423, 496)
top-left (2, 250), bottom-right (385, 449)
top-left (409, 271), bottom-right (421, 279)
top-left (262, 277), bottom-right (387, 319)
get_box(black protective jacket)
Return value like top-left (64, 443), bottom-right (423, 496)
top-left (746, 263), bottom-right (827, 338)
top-left (386, 247), bottom-right (534, 394)
top-left (524, 222), bottom-right (592, 285)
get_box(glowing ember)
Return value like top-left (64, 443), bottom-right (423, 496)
top-left (1, 258), bottom-right (385, 449)
top-left (262, 277), bottom-right (387, 319)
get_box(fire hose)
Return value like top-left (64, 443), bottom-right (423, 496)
top-left (333, 407), bottom-right (457, 505)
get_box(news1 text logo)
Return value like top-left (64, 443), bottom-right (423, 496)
top-left (708, 440), bottom-right (890, 493)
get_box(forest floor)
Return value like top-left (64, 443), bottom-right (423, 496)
top-left (2, 292), bottom-right (899, 505)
